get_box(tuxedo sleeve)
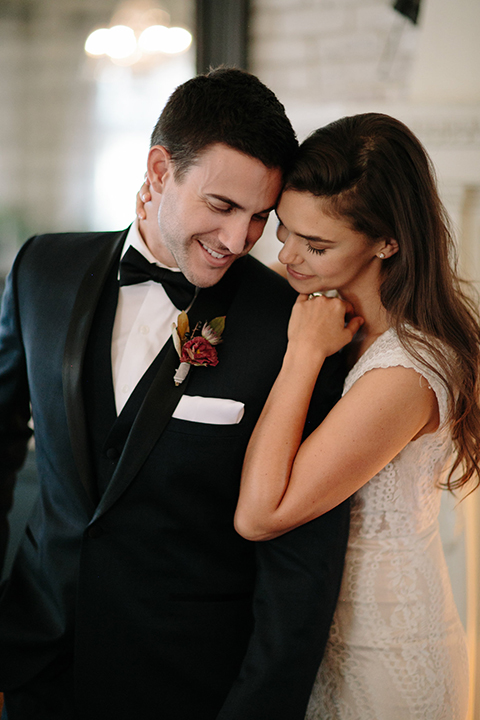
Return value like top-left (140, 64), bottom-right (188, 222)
top-left (0, 244), bottom-right (34, 575)
top-left (217, 505), bottom-right (349, 720)
top-left (217, 356), bottom-right (350, 720)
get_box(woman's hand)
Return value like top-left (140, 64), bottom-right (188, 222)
top-left (287, 294), bottom-right (363, 361)
top-left (135, 177), bottom-right (152, 219)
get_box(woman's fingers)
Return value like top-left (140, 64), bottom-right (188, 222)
top-left (345, 314), bottom-right (364, 338)
top-left (288, 294), bottom-right (363, 357)
top-left (135, 176), bottom-right (152, 219)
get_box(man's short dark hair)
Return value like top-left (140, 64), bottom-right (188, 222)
top-left (150, 67), bottom-right (298, 179)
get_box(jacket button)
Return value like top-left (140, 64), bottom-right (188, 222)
top-left (88, 525), bottom-right (103, 539)
top-left (105, 447), bottom-right (120, 460)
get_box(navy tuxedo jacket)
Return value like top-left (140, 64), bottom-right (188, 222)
top-left (0, 229), bottom-right (349, 719)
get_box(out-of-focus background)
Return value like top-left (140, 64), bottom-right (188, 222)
top-left (0, 0), bottom-right (479, 714)
top-left (0, 0), bottom-right (196, 277)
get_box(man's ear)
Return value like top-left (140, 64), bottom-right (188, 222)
top-left (377, 237), bottom-right (399, 259)
top-left (147, 146), bottom-right (172, 194)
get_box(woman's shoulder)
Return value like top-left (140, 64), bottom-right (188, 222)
top-left (345, 328), bottom-right (408, 376)
top-left (344, 327), bottom-right (450, 425)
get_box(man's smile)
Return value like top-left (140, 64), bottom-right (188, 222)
top-left (201, 242), bottom-right (228, 260)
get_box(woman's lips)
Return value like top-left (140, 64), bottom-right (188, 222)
top-left (286, 265), bottom-right (315, 281)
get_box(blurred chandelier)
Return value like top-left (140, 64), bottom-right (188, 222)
top-left (85, 1), bottom-right (192, 66)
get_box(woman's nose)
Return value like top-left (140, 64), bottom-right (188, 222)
top-left (278, 235), bottom-right (300, 264)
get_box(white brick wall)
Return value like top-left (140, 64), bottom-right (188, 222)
top-left (250, 0), bottom-right (419, 108)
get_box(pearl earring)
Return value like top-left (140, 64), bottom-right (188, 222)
top-left (378, 252), bottom-right (385, 259)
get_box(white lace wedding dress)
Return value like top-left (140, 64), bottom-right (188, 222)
top-left (306, 329), bottom-right (469, 720)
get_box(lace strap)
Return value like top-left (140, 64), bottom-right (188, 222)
top-left (343, 329), bottom-right (449, 427)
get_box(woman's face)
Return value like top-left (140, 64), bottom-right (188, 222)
top-left (276, 189), bottom-right (386, 297)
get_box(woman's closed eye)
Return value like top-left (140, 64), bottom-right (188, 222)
top-left (307, 244), bottom-right (327, 255)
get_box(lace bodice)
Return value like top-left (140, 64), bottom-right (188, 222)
top-left (306, 329), bottom-right (469, 720)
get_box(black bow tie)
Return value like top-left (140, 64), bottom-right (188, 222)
top-left (119, 246), bottom-right (196, 310)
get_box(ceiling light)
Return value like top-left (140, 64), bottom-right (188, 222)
top-left (138, 24), bottom-right (170, 53)
top-left (85, 28), bottom-right (111, 57)
top-left (162, 27), bottom-right (192, 54)
top-left (105, 25), bottom-right (137, 59)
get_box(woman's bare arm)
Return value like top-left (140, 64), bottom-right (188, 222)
top-left (235, 297), bottom-right (438, 541)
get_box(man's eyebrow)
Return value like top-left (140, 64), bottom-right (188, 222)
top-left (209, 194), bottom-right (276, 215)
top-left (276, 210), bottom-right (336, 243)
top-left (208, 194), bottom-right (243, 209)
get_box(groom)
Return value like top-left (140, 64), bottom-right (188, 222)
top-left (0, 68), bottom-right (349, 720)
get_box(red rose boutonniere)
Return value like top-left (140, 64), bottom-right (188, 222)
top-left (171, 311), bottom-right (225, 386)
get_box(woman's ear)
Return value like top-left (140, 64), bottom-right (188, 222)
top-left (377, 238), bottom-right (399, 260)
top-left (147, 146), bottom-right (172, 194)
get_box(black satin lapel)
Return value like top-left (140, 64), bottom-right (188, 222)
top-left (63, 229), bottom-right (127, 507)
top-left (90, 260), bottom-right (243, 522)
top-left (90, 341), bottom-right (188, 520)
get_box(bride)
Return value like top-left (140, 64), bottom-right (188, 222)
top-left (234, 113), bottom-right (480, 719)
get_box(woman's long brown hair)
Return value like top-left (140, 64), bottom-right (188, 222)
top-left (285, 113), bottom-right (480, 493)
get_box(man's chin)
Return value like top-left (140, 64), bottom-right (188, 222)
top-left (184, 258), bottom-right (237, 288)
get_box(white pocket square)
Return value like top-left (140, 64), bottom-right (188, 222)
top-left (172, 395), bottom-right (245, 425)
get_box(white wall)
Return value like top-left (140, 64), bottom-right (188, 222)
top-left (411, 0), bottom-right (480, 103)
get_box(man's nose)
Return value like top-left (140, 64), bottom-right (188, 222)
top-left (219, 217), bottom-right (252, 255)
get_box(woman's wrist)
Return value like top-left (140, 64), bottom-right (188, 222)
top-left (282, 342), bottom-right (327, 378)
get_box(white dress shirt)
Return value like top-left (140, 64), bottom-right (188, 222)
top-left (111, 221), bottom-right (192, 414)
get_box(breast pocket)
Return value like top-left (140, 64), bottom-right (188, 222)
top-left (172, 395), bottom-right (245, 425)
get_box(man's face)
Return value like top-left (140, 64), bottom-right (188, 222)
top-left (146, 144), bottom-right (283, 287)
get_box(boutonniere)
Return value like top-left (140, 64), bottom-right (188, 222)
top-left (171, 311), bottom-right (225, 386)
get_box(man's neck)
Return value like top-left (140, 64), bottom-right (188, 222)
top-left (137, 218), bottom-right (178, 268)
